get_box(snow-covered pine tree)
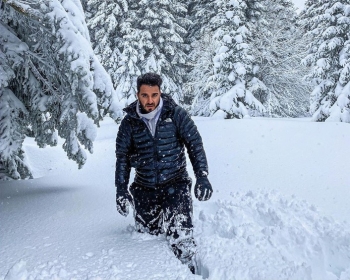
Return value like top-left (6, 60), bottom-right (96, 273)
top-left (0, 24), bottom-right (31, 180)
top-left (186, 0), bottom-right (217, 44)
top-left (184, 0), bottom-right (218, 113)
top-left (301, 0), bottom-right (350, 122)
top-left (86, 0), bottom-right (134, 102)
top-left (252, 0), bottom-right (312, 117)
top-left (186, 32), bottom-right (218, 116)
top-left (114, 7), bottom-right (146, 105)
top-left (190, 0), bottom-right (265, 118)
top-left (126, 0), bottom-right (191, 103)
top-left (0, 0), bottom-right (122, 180)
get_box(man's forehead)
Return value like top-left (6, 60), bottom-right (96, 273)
top-left (140, 84), bottom-right (158, 88)
top-left (139, 85), bottom-right (160, 92)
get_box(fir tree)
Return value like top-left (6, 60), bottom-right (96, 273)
top-left (186, 32), bottom-right (218, 116)
top-left (0, 0), bottom-right (123, 180)
top-left (186, 0), bottom-right (216, 43)
top-left (184, 0), bottom-right (217, 111)
top-left (252, 0), bottom-right (312, 117)
top-left (301, 0), bottom-right (350, 122)
top-left (128, 0), bottom-right (191, 103)
top-left (189, 0), bottom-right (266, 118)
top-left (85, 0), bottom-right (191, 104)
top-left (86, 0), bottom-right (130, 101)
top-left (114, 8), bottom-right (145, 104)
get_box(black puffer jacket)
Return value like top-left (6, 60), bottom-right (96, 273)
top-left (115, 94), bottom-right (208, 189)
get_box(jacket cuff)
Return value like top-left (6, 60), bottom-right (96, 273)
top-left (195, 170), bottom-right (208, 179)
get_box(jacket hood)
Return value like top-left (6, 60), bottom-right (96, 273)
top-left (123, 94), bottom-right (178, 118)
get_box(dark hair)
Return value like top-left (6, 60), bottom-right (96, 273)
top-left (137, 73), bottom-right (162, 93)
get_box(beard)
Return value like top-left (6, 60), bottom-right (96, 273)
top-left (140, 101), bottom-right (158, 113)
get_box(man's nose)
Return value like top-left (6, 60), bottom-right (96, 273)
top-left (147, 96), bottom-right (152, 103)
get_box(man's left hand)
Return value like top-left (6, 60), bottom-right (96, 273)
top-left (194, 177), bottom-right (213, 201)
top-left (116, 190), bottom-right (132, 216)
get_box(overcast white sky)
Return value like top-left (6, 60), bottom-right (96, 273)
top-left (293, 0), bottom-right (305, 11)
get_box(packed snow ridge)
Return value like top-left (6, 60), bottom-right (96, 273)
top-left (2, 190), bottom-right (350, 280)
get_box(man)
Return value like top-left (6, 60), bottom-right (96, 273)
top-left (115, 73), bottom-right (213, 274)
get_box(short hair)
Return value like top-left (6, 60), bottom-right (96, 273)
top-left (137, 73), bottom-right (162, 93)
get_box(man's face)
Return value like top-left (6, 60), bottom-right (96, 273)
top-left (137, 85), bottom-right (161, 112)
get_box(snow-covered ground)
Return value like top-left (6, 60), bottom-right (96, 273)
top-left (1, 117), bottom-right (350, 279)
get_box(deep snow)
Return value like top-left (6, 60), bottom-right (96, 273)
top-left (1, 117), bottom-right (350, 279)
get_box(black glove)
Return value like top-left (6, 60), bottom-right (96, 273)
top-left (194, 176), bottom-right (213, 201)
top-left (116, 188), bottom-right (132, 217)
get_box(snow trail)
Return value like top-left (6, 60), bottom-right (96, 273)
top-left (1, 117), bottom-right (350, 279)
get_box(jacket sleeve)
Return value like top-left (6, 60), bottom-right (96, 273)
top-left (175, 106), bottom-right (209, 178)
top-left (115, 117), bottom-right (132, 191)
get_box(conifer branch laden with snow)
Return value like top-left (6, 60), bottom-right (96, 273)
top-left (0, 0), bottom-right (123, 180)
top-left (85, 0), bottom-right (191, 105)
top-left (186, 32), bottom-right (218, 116)
top-left (187, 0), bottom-right (266, 119)
top-left (251, 0), bottom-right (312, 117)
top-left (85, 0), bottom-right (132, 103)
top-left (3, 0), bottom-right (44, 22)
top-left (301, 0), bottom-right (350, 122)
top-left (186, 0), bottom-right (311, 118)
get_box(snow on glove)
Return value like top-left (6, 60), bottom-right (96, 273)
top-left (194, 176), bottom-right (213, 201)
top-left (116, 189), bottom-right (132, 217)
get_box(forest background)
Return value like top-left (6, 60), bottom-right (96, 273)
top-left (1, 0), bottom-right (350, 180)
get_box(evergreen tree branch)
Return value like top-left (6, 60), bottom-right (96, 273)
top-left (27, 59), bottom-right (61, 100)
top-left (3, 0), bottom-right (44, 22)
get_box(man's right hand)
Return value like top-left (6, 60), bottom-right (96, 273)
top-left (116, 190), bottom-right (132, 217)
top-left (194, 176), bottom-right (213, 201)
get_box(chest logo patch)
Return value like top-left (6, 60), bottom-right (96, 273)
top-left (165, 118), bottom-right (173, 123)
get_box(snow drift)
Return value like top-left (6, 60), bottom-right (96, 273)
top-left (1, 117), bottom-right (350, 279)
